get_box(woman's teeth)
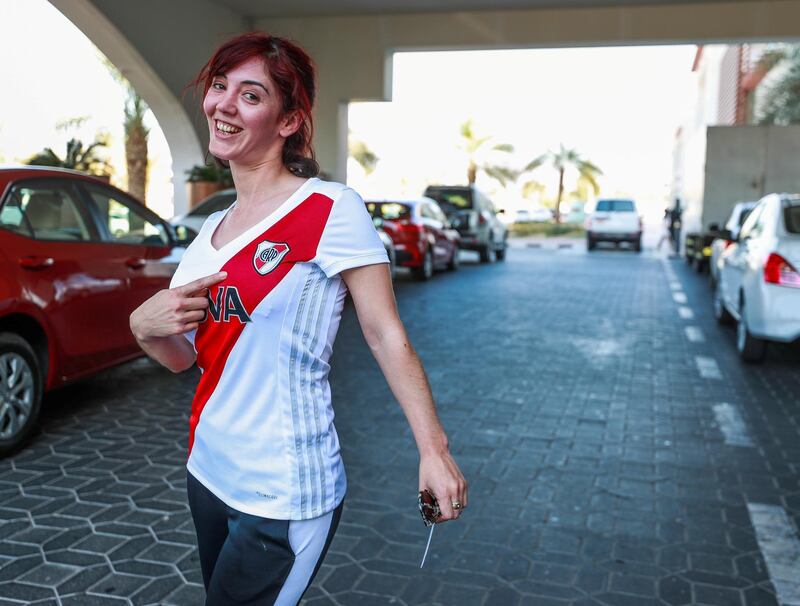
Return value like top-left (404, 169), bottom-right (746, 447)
top-left (216, 121), bottom-right (242, 134)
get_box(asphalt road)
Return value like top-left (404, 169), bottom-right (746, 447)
top-left (1, 243), bottom-right (799, 605)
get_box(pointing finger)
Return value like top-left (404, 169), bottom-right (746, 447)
top-left (176, 272), bottom-right (227, 295)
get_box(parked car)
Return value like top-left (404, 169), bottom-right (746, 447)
top-left (171, 188), bottom-right (236, 233)
top-left (710, 201), bottom-right (758, 284)
top-left (585, 198), bottom-right (643, 251)
top-left (365, 198), bottom-right (460, 281)
top-left (713, 193), bottom-right (800, 362)
top-left (514, 207), bottom-right (553, 223)
top-left (0, 166), bottom-right (188, 455)
top-left (423, 185), bottom-right (507, 263)
top-left (374, 221), bottom-right (397, 281)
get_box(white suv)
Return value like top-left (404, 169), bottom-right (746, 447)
top-left (713, 194), bottom-right (800, 362)
top-left (586, 199), bottom-right (642, 252)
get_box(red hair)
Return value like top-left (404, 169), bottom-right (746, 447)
top-left (190, 32), bottom-right (319, 177)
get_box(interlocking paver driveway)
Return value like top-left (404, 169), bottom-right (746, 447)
top-left (1, 246), bottom-right (799, 605)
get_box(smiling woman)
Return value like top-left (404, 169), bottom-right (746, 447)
top-left (129, 31), bottom-right (467, 606)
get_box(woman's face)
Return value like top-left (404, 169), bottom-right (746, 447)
top-left (203, 56), bottom-right (295, 165)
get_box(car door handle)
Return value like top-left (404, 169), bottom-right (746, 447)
top-left (18, 256), bottom-right (54, 270)
top-left (125, 257), bottom-right (147, 269)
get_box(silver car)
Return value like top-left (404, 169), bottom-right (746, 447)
top-left (171, 188), bottom-right (236, 234)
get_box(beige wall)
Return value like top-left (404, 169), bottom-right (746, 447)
top-left (703, 125), bottom-right (800, 230)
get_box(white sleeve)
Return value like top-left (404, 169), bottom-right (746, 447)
top-left (313, 188), bottom-right (389, 278)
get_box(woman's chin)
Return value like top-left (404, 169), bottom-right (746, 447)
top-left (207, 142), bottom-right (236, 162)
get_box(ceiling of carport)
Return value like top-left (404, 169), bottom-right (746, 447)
top-left (212, 0), bottom-right (749, 18)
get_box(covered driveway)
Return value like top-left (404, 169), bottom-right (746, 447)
top-left (47, 0), bottom-right (800, 214)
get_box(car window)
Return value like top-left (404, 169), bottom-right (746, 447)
top-left (365, 202), bottom-right (411, 221)
top-left (739, 203), bottom-right (764, 240)
top-left (783, 203), bottom-right (800, 234)
top-left (424, 187), bottom-right (473, 213)
top-left (0, 183), bottom-right (91, 241)
top-left (596, 199), bottom-right (635, 212)
top-left (85, 185), bottom-right (169, 246)
top-left (188, 192), bottom-right (236, 217)
top-left (738, 208), bottom-right (754, 227)
top-left (431, 204), bottom-right (448, 223)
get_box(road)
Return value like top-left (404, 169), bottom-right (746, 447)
top-left (0, 243), bottom-right (799, 605)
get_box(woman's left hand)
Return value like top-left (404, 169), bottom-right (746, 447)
top-left (419, 450), bottom-right (467, 522)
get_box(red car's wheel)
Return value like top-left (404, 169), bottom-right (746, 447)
top-left (0, 333), bottom-right (42, 458)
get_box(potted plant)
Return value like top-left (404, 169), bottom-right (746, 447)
top-left (186, 162), bottom-right (233, 209)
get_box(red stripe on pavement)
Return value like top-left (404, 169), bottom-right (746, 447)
top-left (188, 193), bottom-right (334, 453)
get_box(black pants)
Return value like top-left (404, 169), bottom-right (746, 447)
top-left (187, 472), bottom-right (343, 605)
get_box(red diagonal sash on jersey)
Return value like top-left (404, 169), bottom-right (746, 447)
top-left (188, 193), bottom-right (334, 453)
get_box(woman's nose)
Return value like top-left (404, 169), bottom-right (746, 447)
top-left (216, 90), bottom-right (237, 115)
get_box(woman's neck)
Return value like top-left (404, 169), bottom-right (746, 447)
top-left (228, 156), bottom-right (304, 210)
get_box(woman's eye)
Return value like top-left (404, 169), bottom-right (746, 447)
top-left (212, 82), bottom-right (225, 90)
top-left (244, 92), bottom-right (259, 102)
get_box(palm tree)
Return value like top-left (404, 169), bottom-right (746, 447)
top-left (755, 45), bottom-right (800, 125)
top-left (523, 145), bottom-right (601, 224)
top-left (348, 137), bottom-right (379, 175)
top-left (459, 119), bottom-right (517, 186)
top-left (26, 136), bottom-right (112, 177)
top-left (103, 58), bottom-right (150, 204)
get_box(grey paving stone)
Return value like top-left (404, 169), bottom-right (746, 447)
top-left (0, 250), bottom-right (798, 604)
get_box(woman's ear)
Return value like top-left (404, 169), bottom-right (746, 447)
top-left (279, 111), bottom-right (302, 138)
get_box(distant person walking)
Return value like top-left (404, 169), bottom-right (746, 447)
top-left (129, 32), bottom-right (466, 605)
top-left (668, 198), bottom-right (683, 256)
top-left (656, 206), bottom-right (672, 253)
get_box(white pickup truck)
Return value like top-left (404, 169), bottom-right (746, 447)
top-left (585, 199), bottom-right (643, 252)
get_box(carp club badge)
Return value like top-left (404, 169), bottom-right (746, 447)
top-left (253, 240), bottom-right (291, 275)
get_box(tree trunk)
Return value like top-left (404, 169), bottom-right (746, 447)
top-left (467, 161), bottom-right (477, 185)
top-left (126, 125), bottom-right (148, 204)
top-left (554, 167), bottom-right (565, 224)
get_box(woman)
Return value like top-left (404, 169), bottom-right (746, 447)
top-left (129, 32), bottom-right (467, 605)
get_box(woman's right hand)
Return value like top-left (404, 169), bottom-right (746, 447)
top-left (130, 271), bottom-right (227, 342)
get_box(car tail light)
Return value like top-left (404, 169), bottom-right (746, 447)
top-left (723, 239), bottom-right (735, 249)
top-left (478, 212), bottom-right (487, 226)
top-left (764, 253), bottom-right (800, 288)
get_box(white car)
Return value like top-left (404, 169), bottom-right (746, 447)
top-left (585, 198), bottom-right (642, 251)
top-left (171, 188), bottom-right (236, 233)
top-left (710, 201), bottom-right (757, 284)
top-left (514, 207), bottom-right (553, 223)
top-left (713, 194), bottom-right (800, 362)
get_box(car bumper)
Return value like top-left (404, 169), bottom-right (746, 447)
top-left (749, 284), bottom-right (800, 342)
top-left (456, 234), bottom-right (487, 251)
top-left (393, 243), bottom-right (424, 267)
top-left (588, 232), bottom-right (641, 242)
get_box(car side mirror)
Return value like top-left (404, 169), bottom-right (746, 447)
top-left (718, 228), bottom-right (733, 241)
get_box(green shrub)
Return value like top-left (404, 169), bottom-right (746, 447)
top-left (509, 222), bottom-right (585, 237)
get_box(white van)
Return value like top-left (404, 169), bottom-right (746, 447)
top-left (585, 199), bottom-right (642, 252)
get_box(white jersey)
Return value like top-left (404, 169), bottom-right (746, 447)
top-left (170, 178), bottom-right (388, 520)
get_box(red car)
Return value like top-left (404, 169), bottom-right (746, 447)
top-left (0, 167), bottom-right (187, 456)
top-left (365, 198), bottom-right (461, 281)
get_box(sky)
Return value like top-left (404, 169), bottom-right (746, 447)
top-left (0, 0), bottom-right (697, 221)
top-left (349, 45), bottom-right (698, 218)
